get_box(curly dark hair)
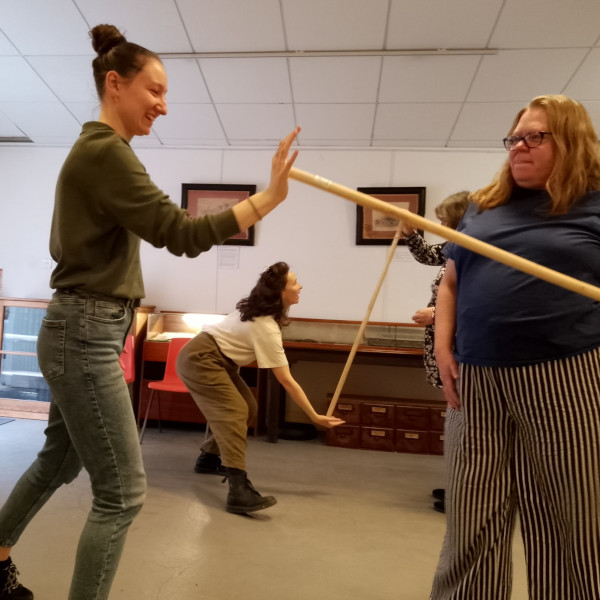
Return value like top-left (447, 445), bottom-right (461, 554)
top-left (236, 262), bottom-right (290, 327)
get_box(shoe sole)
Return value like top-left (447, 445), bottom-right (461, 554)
top-left (226, 497), bottom-right (278, 514)
top-left (194, 467), bottom-right (226, 475)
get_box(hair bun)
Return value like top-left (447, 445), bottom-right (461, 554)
top-left (89, 24), bottom-right (126, 56)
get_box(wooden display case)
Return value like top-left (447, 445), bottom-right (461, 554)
top-left (265, 318), bottom-right (428, 443)
top-left (327, 393), bottom-right (445, 455)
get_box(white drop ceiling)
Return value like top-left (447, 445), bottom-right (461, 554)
top-left (1, 0), bottom-right (599, 150)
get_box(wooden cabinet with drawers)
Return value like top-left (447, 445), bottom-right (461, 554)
top-left (326, 394), bottom-right (446, 455)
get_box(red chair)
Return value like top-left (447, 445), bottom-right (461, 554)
top-left (138, 337), bottom-right (191, 443)
top-left (119, 334), bottom-right (135, 384)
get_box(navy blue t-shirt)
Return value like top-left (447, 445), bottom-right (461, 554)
top-left (444, 188), bottom-right (600, 366)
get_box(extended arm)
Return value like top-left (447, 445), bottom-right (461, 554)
top-left (271, 365), bottom-right (345, 428)
top-left (403, 228), bottom-right (446, 266)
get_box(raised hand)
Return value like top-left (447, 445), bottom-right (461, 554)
top-left (266, 126), bottom-right (301, 204)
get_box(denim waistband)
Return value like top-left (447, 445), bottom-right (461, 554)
top-left (54, 288), bottom-right (141, 308)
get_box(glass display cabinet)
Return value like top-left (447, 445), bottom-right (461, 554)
top-left (282, 319), bottom-right (425, 349)
top-left (0, 298), bottom-right (51, 418)
top-left (146, 311), bottom-right (226, 342)
top-left (0, 298), bottom-right (155, 420)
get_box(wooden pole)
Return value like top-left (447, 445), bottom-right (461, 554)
top-left (326, 228), bottom-right (402, 417)
top-left (289, 167), bottom-right (600, 302)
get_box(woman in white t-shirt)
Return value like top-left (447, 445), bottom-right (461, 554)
top-left (176, 262), bottom-right (344, 514)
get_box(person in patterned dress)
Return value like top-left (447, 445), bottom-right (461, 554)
top-left (401, 191), bottom-right (471, 513)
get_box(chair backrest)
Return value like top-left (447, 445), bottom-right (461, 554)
top-left (162, 337), bottom-right (192, 384)
top-left (119, 334), bottom-right (135, 384)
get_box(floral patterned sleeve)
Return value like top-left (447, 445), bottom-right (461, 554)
top-left (405, 232), bottom-right (446, 266)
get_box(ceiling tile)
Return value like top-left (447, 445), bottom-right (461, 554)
top-left (0, 111), bottom-right (24, 137)
top-left (0, 0), bottom-right (89, 54)
top-left (151, 104), bottom-right (226, 142)
top-left (0, 102), bottom-right (81, 141)
top-left (295, 104), bottom-right (375, 140)
top-left (300, 139), bottom-right (372, 147)
top-left (27, 56), bottom-right (96, 103)
top-left (448, 140), bottom-right (506, 149)
top-left (282, 0), bottom-right (388, 50)
top-left (162, 59), bottom-right (211, 103)
top-left (578, 101), bottom-right (600, 137)
top-left (75, 0), bottom-right (192, 53)
top-left (65, 102), bottom-right (100, 125)
top-left (199, 58), bottom-right (291, 103)
top-left (468, 49), bottom-right (588, 102)
top-left (451, 102), bottom-right (526, 141)
top-left (379, 55), bottom-right (480, 102)
top-left (0, 31), bottom-right (18, 56)
top-left (217, 104), bottom-right (295, 140)
top-left (0, 57), bottom-right (57, 102)
top-left (176, 0), bottom-right (285, 52)
top-left (373, 103), bottom-right (462, 140)
top-left (290, 57), bottom-right (381, 103)
top-left (387, 0), bottom-right (504, 49)
top-left (564, 49), bottom-right (600, 100)
top-left (378, 140), bottom-right (448, 148)
top-left (491, 0), bottom-right (600, 48)
top-left (0, 0), bottom-right (597, 150)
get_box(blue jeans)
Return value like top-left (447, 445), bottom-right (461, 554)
top-left (0, 290), bottom-right (147, 600)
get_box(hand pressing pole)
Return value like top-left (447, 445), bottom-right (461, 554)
top-left (326, 227), bottom-right (402, 417)
top-left (288, 167), bottom-right (600, 303)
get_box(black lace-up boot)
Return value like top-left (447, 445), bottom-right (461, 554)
top-left (224, 468), bottom-right (277, 514)
top-left (194, 451), bottom-right (226, 475)
top-left (0, 558), bottom-right (33, 600)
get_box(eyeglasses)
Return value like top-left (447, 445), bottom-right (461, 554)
top-left (503, 131), bottom-right (552, 151)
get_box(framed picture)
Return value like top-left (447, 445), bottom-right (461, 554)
top-left (355, 187), bottom-right (426, 245)
top-left (181, 183), bottom-right (257, 246)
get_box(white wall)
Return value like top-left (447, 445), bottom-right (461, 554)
top-left (0, 143), bottom-right (505, 418)
top-left (0, 144), bottom-right (505, 319)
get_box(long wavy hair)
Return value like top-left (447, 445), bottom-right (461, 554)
top-left (474, 95), bottom-right (600, 215)
top-left (237, 262), bottom-right (291, 327)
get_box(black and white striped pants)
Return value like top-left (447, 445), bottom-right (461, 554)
top-left (431, 348), bottom-right (600, 600)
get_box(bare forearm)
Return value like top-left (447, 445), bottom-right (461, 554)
top-left (281, 379), bottom-right (320, 421)
top-left (232, 190), bottom-right (282, 232)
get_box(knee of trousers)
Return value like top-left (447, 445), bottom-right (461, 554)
top-left (91, 471), bottom-right (147, 517)
top-left (29, 445), bottom-right (84, 488)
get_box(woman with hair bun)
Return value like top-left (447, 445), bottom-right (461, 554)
top-left (0, 24), bottom-right (299, 600)
top-left (176, 262), bottom-right (344, 514)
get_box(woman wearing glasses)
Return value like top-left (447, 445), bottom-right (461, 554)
top-left (431, 95), bottom-right (600, 600)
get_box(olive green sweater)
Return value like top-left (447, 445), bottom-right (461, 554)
top-left (50, 122), bottom-right (239, 299)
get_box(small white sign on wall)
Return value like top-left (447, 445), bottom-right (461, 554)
top-left (217, 246), bottom-right (240, 270)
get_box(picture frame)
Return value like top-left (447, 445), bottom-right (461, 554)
top-left (181, 183), bottom-right (257, 246)
top-left (355, 187), bottom-right (426, 245)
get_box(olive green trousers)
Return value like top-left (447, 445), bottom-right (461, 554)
top-left (176, 332), bottom-right (257, 470)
